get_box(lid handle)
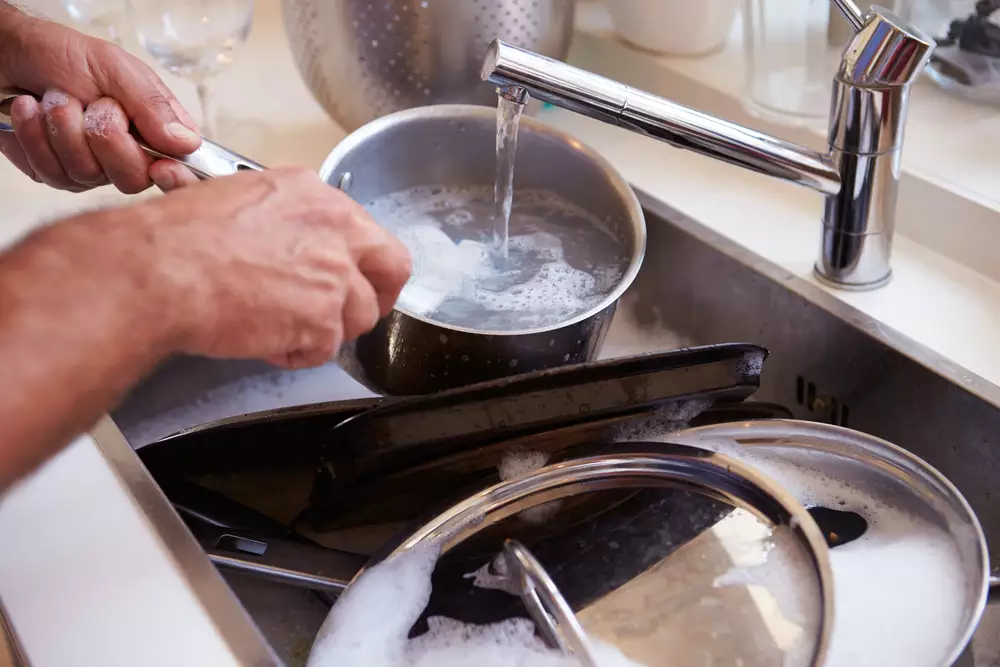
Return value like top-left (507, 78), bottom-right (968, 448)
top-left (499, 539), bottom-right (600, 667)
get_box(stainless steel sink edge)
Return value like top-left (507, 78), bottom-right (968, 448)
top-left (90, 417), bottom-right (283, 667)
top-left (633, 187), bottom-right (1000, 413)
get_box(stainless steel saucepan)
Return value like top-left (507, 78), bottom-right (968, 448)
top-left (0, 90), bottom-right (646, 397)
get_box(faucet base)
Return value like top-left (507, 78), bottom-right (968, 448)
top-left (813, 264), bottom-right (893, 292)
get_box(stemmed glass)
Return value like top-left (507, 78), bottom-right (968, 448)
top-left (62, 0), bottom-right (126, 45)
top-left (126, 0), bottom-right (255, 140)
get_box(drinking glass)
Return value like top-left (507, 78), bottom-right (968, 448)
top-left (126, 0), bottom-right (255, 140)
top-left (62, 0), bottom-right (126, 45)
top-left (742, 0), bottom-right (855, 126)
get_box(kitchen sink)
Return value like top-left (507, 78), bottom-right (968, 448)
top-left (112, 190), bottom-right (1000, 666)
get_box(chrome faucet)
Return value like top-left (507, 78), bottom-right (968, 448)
top-left (481, 2), bottom-right (935, 291)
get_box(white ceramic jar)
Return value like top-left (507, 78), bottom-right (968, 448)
top-left (606, 0), bottom-right (740, 56)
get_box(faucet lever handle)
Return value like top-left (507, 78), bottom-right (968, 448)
top-left (839, 5), bottom-right (936, 88)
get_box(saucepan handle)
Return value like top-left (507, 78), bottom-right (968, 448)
top-left (0, 86), bottom-right (266, 179)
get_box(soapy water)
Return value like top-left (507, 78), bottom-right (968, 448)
top-left (365, 186), bottom-right (630, 332)
top-left (634, 431), bottom-right (976, 667)
top-left (710, 514), bottom-right (824, 665)
top-left (306, 546), bottom-right (647, 667)
top-left (575, 507), bottom-right (821, 667)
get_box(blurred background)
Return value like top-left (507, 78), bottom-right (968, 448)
top-left (11, 0), bottom-right (999, 189)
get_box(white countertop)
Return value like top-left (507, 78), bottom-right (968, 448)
top-left (2, 0), bottom-right (1000, 664)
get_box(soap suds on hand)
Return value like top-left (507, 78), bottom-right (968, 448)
top-left (41, 89), bottom-right (70, 136)
top-left (41, 89), bottom-right (70, 113)
top-left (83, 101), bottom-right (120, 139)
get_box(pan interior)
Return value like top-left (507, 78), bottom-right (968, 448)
top-left (321, 105), bottom-right (645, 337)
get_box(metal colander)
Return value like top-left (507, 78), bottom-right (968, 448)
top-left (281, 0), bottom-right (576, 130)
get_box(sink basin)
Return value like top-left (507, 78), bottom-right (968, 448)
top-left (112, 189), bottom-right (1000, 666)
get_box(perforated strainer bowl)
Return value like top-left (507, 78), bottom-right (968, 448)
top-left (280, 0), bottom-right (576, 130)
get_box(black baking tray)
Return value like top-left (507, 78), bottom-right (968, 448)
top-left (138, 397), bottom-right (384, 477)
top-left (139, 344), bottom-right (766, 481)
top-left (318, 343), bottom-right (767, 480)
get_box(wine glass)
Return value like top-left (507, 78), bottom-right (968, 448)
top-left (62, 0), bottom-right (126, 45)
top-left (126, 0), bottom-right (255, 140)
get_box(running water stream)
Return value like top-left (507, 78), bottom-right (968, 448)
top-left (358, 91), bottom-right (629, 331)
top-left (493, 94), bottom-right (525, 260)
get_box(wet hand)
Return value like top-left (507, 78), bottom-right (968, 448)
top-left (0, 6), bottom-right (201, 193)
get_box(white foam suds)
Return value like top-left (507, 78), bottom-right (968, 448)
top-left (41, 89), bottom-right (69, 113)
top-left (498, 449), bottom-right (549, 480)
top-left (393, 224), bottom-right (490, 316)
top-left (710, 513), bottom-right (822, 664)
top-left (308, 545), bottom-right (438, 667)
top-left (307, 547), bottom-right (647, 667)
top-left (612, 399), bottom-right (713, 441)
top-left (660, 432), bottom-right (974, 667)
top-left (83, 101), bottom-right (118, 138)
top-left (365, 186), bottom-right (628, 332)
top-left (497, 449), bottom-right (563, 524)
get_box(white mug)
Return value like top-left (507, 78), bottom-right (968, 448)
top-left (607, 0), bottom-right (740, 56)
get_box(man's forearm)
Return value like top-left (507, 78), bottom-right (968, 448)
top-left (0, 208), bottom-right (176, 491)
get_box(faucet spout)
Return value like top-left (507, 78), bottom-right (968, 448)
top-left (482, 40), bottom-right (841, 197)
top-left (481, 5), bottom-right (935, 291)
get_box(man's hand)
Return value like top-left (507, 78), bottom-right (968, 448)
top-left (0, 3), bottom-right (201, 193)
top-left (136, 167), bottom-right (413, 368)
top-left (0, 167), bottom-right (411, 489)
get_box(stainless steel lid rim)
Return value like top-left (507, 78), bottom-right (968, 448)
top-left (677, 418), bottom-right (991, 666)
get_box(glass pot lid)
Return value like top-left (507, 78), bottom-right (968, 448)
top-left (351, 441), bottom-right (836, 667)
